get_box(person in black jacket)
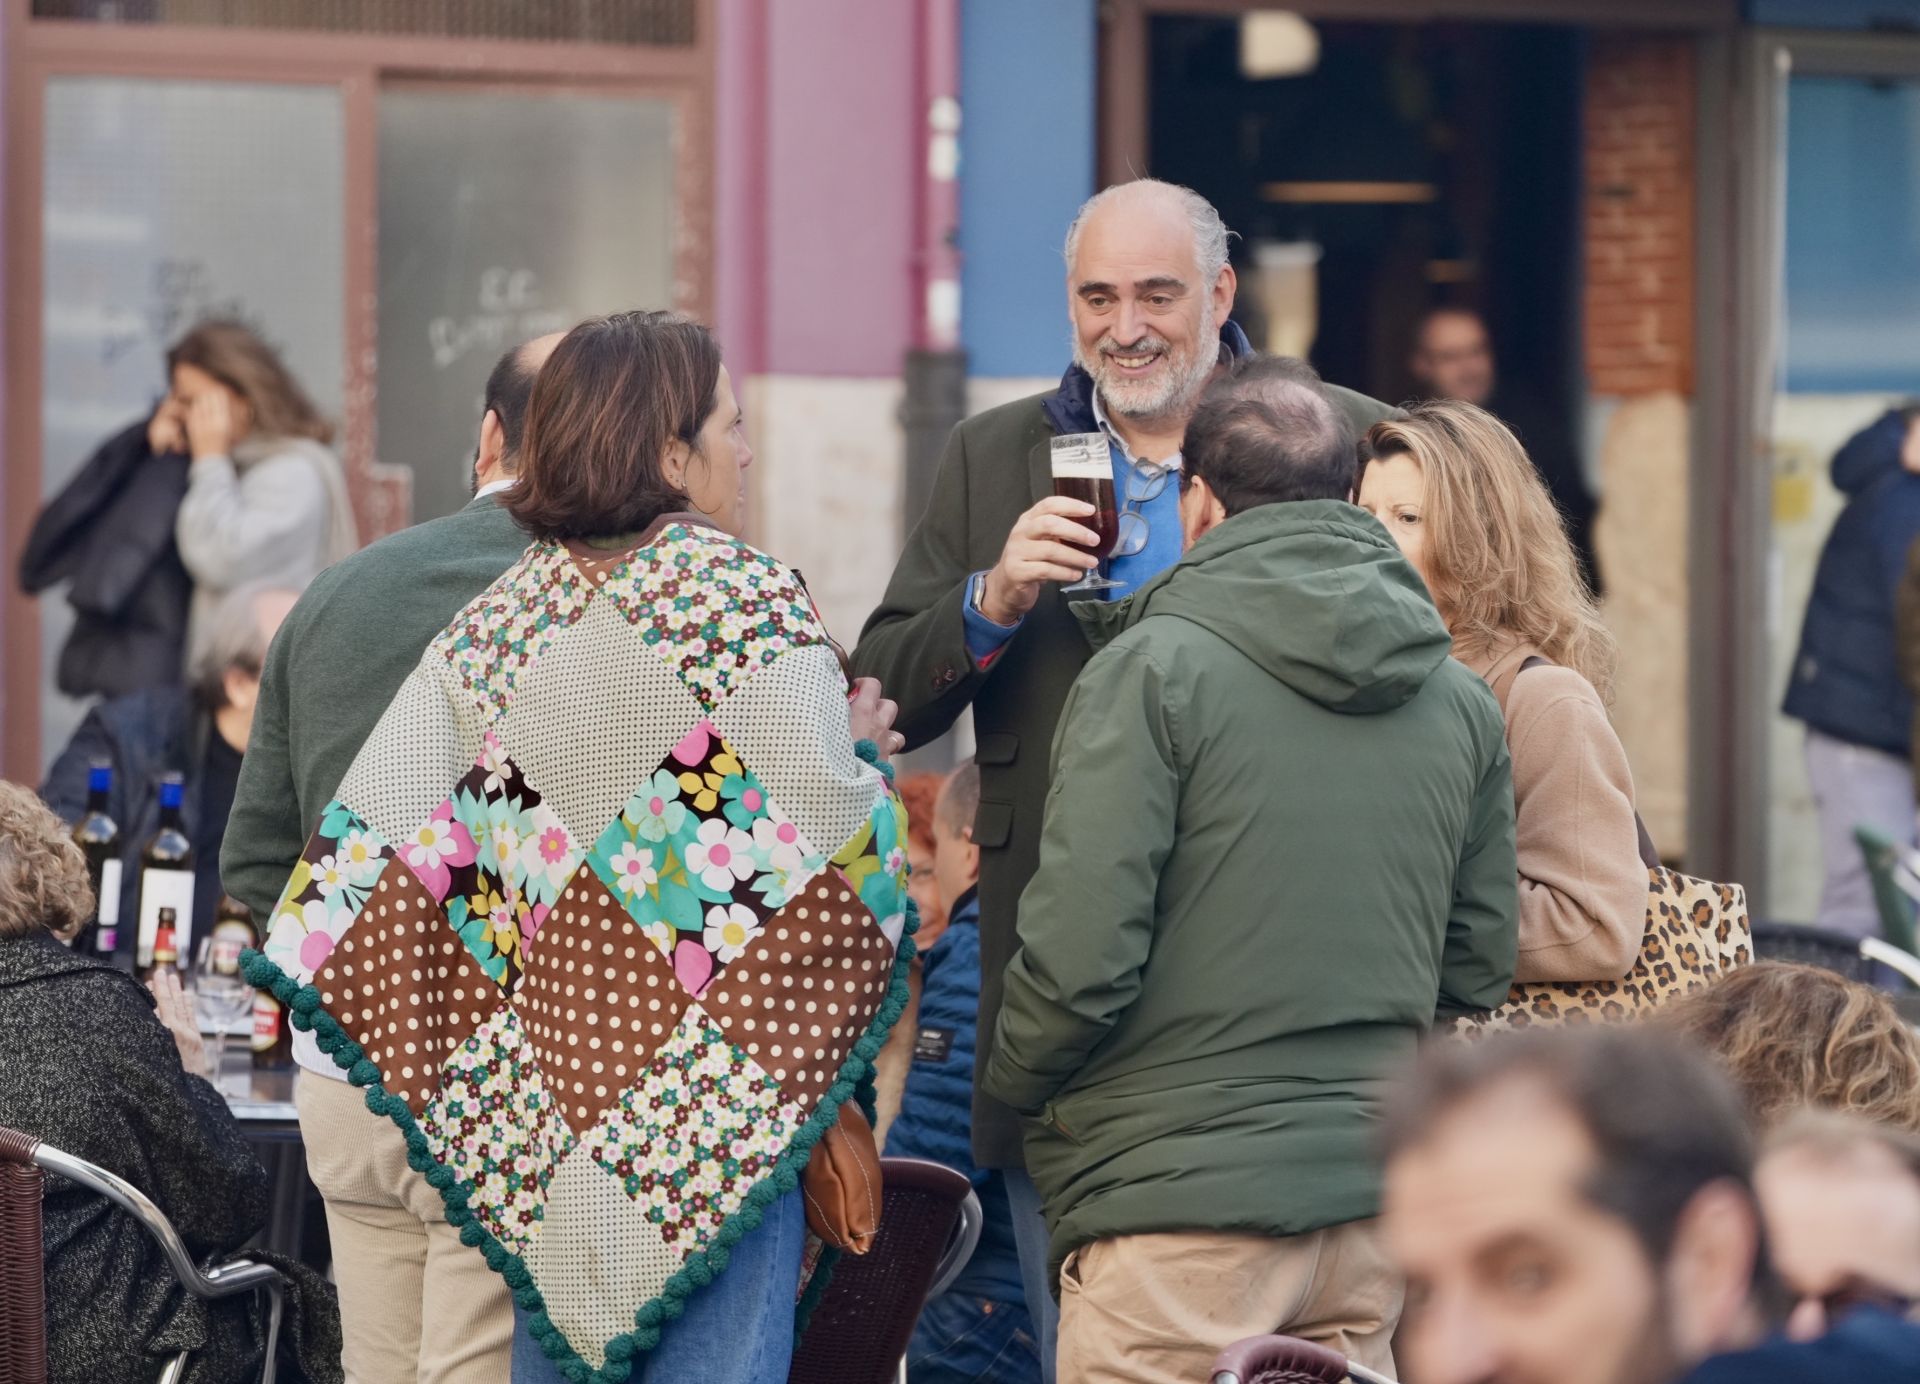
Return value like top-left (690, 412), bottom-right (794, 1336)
top-left (1784, 405), bottom-right (1920, 938)
top-left (0, 782), bottom-right (340, 1384)
top-left (40, 584), bottom-right (298, 952)
top-left (19, 418), bottom-right (193, 699)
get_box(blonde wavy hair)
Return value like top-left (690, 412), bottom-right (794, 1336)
top-left (1361, 399), bottom-right (1616, 702)
top-left (0, 780), bottom-right (93, 940)
top-left (1663, 962), bottom-right (1920, 1134)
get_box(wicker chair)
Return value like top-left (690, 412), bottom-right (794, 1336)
top-left (0, 1126), bottom-right (284, 1384)
top-left (788, 1156), bottom-right (983, 1384)
top-left (1210, 1334), bottom-right (1397, 1384)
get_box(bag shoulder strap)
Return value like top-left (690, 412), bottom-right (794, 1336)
top-left (1500, 655), bottom-right (1661, 870)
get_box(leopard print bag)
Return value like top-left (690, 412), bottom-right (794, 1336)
top-left (1450, 659), bottom-right (1752, 1038)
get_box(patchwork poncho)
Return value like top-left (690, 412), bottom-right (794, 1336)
top-left (243, 517), bottom-right (913, 1379)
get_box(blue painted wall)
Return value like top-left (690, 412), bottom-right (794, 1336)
top-left (1750, 1), bottom-right (1920, 27)
top-left (959, 0), bottom-right (1097, 378)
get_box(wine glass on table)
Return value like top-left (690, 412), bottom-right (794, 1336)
top-left (192, 935), bottom-right (254, 1095)
top-left (1051, 433), bottom-right (1122, 593)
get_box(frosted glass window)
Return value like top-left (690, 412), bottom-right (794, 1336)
top-left (377, 90), bottom-right (677, 522)
top-left (40, 76), bottom-right (345, 766)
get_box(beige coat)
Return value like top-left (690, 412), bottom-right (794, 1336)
top-left (1466, 642), bottom-right (1645, 983)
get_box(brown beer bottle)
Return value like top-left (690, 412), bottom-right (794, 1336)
top-left (148, 908), bottom-right (180, 979)
top-left (251, 989), bottom-right (293, 1071)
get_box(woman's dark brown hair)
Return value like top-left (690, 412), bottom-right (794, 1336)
top-left (505, 311), bottom-right (722, 542)
top-left (1663, 961), bottom-right (1920, 1133)
top-left (167, 320), bottom-right (334, 445)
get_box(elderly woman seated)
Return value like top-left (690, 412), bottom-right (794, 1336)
top-left (0, 781), bottom-right (340, 1383)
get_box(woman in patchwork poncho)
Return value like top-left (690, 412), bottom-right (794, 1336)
top-left (248, 312), bottom-right (915, 1383)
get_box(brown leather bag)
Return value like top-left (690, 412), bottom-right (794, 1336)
top-left (803, 1101), bottom-right (883, 1253)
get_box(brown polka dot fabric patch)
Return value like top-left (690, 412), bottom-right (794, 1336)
top-left (699, 865), bottom-right (895, 1114)
top-left (513, 862), bottom-right (691, 1133)
top-left (311, 865), bottom-right (505, 1114)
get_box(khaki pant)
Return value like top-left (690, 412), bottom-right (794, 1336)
top-left (298, 1072), bottom-right (513, 1383)
top-left (1056, 1219), bottom-right (1401, 1384)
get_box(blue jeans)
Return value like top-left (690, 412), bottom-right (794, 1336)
top-left (1002, 1169), bottom-right (1058, 1384)
top-left (511, 1188), bottom-right (806, 1384)
top-left (908, 1293), bottom-right (1042, 1384)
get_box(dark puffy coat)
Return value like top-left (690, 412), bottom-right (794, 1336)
top-left (19, 421), bottom-right (192, 699)
top-left (880, 892), bottom-right (1025, 1305)
top-left (1782, 409), bottom-right (1920, 757)
top-left (0, 931), bottom-right (340, 1383)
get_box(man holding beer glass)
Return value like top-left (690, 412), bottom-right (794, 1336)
top-left (854, 177), bottom-right (1396, 1380)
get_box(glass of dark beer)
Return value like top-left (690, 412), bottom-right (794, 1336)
top-left (1051, 433), bottom-right (1122, 593)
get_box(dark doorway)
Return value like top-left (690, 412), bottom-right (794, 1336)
top-left (1148, 16), bottom-right (1584, 421)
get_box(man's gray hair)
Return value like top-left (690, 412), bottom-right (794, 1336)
top-left (1063, 179), bottom-right (1234, 286)
top-left (190, 583), bottom-right (296, 708)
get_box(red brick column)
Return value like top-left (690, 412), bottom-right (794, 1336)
top-left (1585, 37), bottom-right (1696, 398)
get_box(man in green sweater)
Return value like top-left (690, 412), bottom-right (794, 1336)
top-left (982, 358), bottom-right (1519, 1383)
top-left (222, 332), bottom-right (562, 1382)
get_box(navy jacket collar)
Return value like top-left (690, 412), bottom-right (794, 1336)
top-left (1040, 319), bottom-right (1254, 437)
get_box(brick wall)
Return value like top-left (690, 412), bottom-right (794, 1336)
top-left (1584, 36), bottom-right (1695, 398)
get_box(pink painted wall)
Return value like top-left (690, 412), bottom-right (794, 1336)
top-left (714, 0), bottom-right (917, 379)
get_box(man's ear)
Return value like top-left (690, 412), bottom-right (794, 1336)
top-left (475, 408), bottom-right (507, 486)
top-left (1211, 264), bottom-right (1238, 331)
top-left (1664, 1181), bottom-right (1764, 1364)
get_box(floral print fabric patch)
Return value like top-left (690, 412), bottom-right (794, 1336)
top-left (585, 719), bottom-right (826, 998)
top-left (401, 732), bottom-right (580, 992)
top-left (599, 524), bottom-right (823, 710)
top-left (262, 800), bottom-right (395, 983)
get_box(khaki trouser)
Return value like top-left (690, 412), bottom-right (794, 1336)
top-left (1056, 1219), bottom-right (1402, 1384)
top-left (298, 1072), bottom-right (513, 1383)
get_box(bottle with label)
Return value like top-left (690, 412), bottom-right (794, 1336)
top-left (251, 988), bottom-right (293, 1071)
top-left (147, 907), bottom-right (180, 980)
top-left (70, 760), bottom-right (122, 958)
top-left (136, 774), bottom-right (195, 971)
top-left (207, 894), bottom-right (257, 976)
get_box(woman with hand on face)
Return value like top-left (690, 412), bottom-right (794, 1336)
top-left (152, 321), bottom-right (357, 650)
top-left (1357, 399), bottom-right (1646, 984)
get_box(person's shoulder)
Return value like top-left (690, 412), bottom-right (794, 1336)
top-left (1508, 662), bottom-right (1606, 717)
top-left (1426, 657), bottom-right (1509, 738)
top-left (1321, 381), bottom-right (1403, 434)
top-left (312, 502), bottom-right (527, 594)
top-left (96, 684), bottom-right (194, 736)
top-left (956, 390), bottom-right (1055, 450)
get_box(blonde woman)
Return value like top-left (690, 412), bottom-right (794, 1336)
top-left (1357, 399), bottom-right (1644, 983)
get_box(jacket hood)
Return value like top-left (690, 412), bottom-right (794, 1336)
top-left (1074, 500), bottom-right (1451, 714)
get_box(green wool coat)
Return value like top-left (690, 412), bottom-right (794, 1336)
top-left (980, 500), bottom-right (1519, 1280)
top-left (852, 382), bottom-right (1403, 1168)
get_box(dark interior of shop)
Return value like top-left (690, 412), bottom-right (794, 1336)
top-left (1149, 17), bottom-right (1584, 422)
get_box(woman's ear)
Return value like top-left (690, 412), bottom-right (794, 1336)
top-left (661, 437), bottom-right (691, 490)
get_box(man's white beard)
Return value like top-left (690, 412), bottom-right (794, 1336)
top-left (1075, 317), bottom-right (1219, 425)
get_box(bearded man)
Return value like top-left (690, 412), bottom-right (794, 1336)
top-left (852, 177), bottom-right (1396, 1381)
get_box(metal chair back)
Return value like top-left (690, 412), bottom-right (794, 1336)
top-left (0, 1125), bottom-right (283, 1384)
top-left (787, 1156), bottom-right (981, 1384)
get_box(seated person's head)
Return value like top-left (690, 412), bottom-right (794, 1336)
top-left (926, 762), bottom-right (980, 948)
top-left (0, 781), bottom-right (92, 943)
top-left (1662, 962), bottom-right (1920, 1133)
top-left (190, 584), bottom-right (301, 751)
top-left (1756, 1112), bottom-right (1920, 1342)
top-left (1176, 355), bottom-right (1356, 548)
top-left (1383, 1027), bottom-right (1776, 1384)
top-left (897, 771), bottom-right (947, 940)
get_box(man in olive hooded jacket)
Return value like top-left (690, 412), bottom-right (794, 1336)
top-left (983, 359), bottom-right (1519, 1383)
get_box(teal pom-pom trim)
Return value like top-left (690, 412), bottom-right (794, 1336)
top-left (239, 824), bottom-right (914, 1375)
top-left (851, 739), bottom-right (897, 786)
